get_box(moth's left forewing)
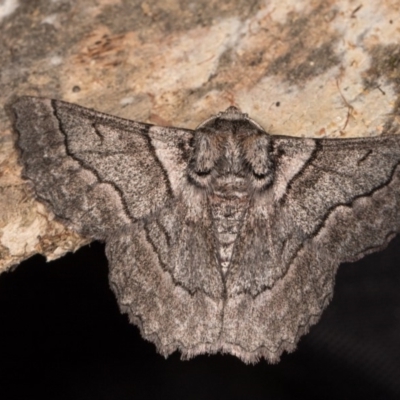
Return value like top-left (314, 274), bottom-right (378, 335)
top-left (11, 97), bottom-right (194, 240)
top-left (51, 100), bottom-right (176, 220)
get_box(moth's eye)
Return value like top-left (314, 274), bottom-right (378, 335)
top-left (195, 169), bottom-right (212, 176)
top-left (252, 171), bottom-right (270, 180)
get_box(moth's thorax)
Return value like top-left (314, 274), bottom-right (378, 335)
top-left (188, 108), bottom-right (275, 195)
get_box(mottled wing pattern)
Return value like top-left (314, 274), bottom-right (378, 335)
top-left (11, 97), bottom-right (193, 240)
top-left (274, 136), bottom-right (400, 262)
top-left (223, 135), bottom-right (400, 362)
top-left (11, 97), bottom-right (400, 364)
top-left (106, 209), bottom-right (225, 357)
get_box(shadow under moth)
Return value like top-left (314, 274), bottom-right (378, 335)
top-left (9, 96), bottom-right (400, 363)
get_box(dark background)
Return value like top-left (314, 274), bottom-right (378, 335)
top-left (0, 236), bottom-right (399, 400)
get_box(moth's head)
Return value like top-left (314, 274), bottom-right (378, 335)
top-left (188, 107), bottom-right (274, 195)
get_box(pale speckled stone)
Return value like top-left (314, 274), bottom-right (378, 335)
top-left (0, 0), bottom-right (19, 23)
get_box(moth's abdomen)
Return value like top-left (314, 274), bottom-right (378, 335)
top-left (209, 195), bottom-right (249, 274)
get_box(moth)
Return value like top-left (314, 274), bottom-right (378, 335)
top-left (10, 96), bottom-right (400, 363)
